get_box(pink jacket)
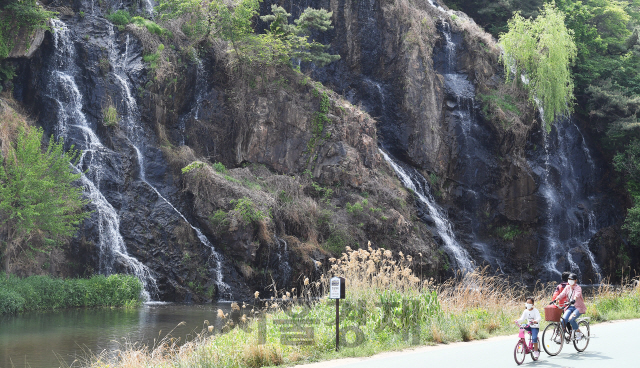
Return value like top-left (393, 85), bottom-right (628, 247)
top-left (556, 284), bottom-right (586, 314)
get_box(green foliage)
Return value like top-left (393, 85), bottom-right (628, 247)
top-left (258, 5), bottom-right (340, 67)
top-left (131, 16), bottom-right (170, 37)
top-left (0, 273), bottom-right (142, 314)
top-left (323, 230), bottom-right (348, 254)
top-left (181, 161), bottom-right (205, 174)
top-left (306, 90), bottom-right (332, 160)
top-left (0, 127), bottom-right (90, 266)
top-left (102, 104), bottom-right (119, 127)
top-left (157, 1), bottom-right (339, 67)
top-left (346, 199), bottom-right (368, 215)
top-left (106, 10), bottom-right (132, 26)
top-left (622, 199), bottom-right (640, 247)
top-left (478, 92), bottom-right (521, 115)
top-left (213, 161), bottom-right (227, 174)
top-left (0, 0), bottom-right (54, 63)
top-left (377, 290), bottom-right (441, 331)
top-left (499, 3), bottom-right (577, 130)
top-left (209, 209), bottom-right (229, 230)
top-left (231, 197), bottom-right (268, 224)
top-left (614, 140), bottom-right (640, 182)
top-left (495, 225), bottom-right (522, 241)
top-left (588, 289), bottom-right (640, 321)
top-left (143, 44), bottom-right (165, 70)
top-left (443, 0), bottom-right (545, 36)
top-left (310, 181), bottom-right (333, 203)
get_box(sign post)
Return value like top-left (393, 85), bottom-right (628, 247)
top-left (329, 276), bottom-right (345, 351)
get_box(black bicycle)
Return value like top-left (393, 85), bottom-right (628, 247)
top-left (541, 301), bottom-right (590, 356)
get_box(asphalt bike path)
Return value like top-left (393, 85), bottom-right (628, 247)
top-left (294, 319), bottom-right (638, 368)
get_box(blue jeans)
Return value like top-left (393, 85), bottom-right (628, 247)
top-left (563, 306), bottom-right (581, 330)
top-left (524, 326), bottom-right (539, 343)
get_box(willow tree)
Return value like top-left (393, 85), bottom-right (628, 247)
top-left (499, 3), bottom-right (577, 131)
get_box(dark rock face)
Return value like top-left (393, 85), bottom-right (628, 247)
top-left (257, 0), bottom-right (624, 281)
top-left (5, 0), bottom-right (627, 296)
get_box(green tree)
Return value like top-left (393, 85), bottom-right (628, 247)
top-left (157, 0), bottom-right (339, 67)
top-left (259, 5), bottom-right (340, 66)
top-left (0, 127), bottom-right (90, 272)
top-left (0, 0), bottom-right (54, 59)
top-left (622, 200), bottom-right (640, 247)
top-left (499, 3), bottom-right (577, 130)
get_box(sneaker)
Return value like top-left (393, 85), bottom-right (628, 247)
top-left (534, 351), bottom-right (540, 359)
top-left (575, 332), bottom-right (584, 340)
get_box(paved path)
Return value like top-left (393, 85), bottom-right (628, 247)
top-left (295, 319), bottom-right (637, 368)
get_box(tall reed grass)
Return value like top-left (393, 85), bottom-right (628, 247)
top-left (83, 246), bottom-right (640, 368)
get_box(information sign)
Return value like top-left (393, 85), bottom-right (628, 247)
top-left (329, 277), bottom-right (345, 299)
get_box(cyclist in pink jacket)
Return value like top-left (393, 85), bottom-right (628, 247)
top-left (552, 273), bottom-right (586, 340)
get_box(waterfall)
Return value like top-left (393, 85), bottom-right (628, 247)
top-left (105, 25), bottom-right (231, 297)
top-left (144, 0), bottom-right (155, 17)
top-left (48, 19), bottom-right (158, 299)
top-left (436, 19), bottom-right (501, 268)
top-left (273, 236), bottom-right (292, 287)
top-left (380, 149), bottom-right (473, 271)
top-left (178, 56), bottom-right (208, 146)
top-left (534, 120), bottom-right (603, 282)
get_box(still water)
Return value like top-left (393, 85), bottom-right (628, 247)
top-left (0, 303), bottom-right (235, 368)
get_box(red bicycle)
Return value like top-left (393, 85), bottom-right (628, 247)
top-left (514, 323), bottom-right (539, 365)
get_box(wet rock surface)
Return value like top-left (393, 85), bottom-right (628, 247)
top-left (4, 0), bottom-right (628, 298)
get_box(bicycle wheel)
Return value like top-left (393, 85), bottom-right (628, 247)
top-left (542, 322), bottom-right (563, 356)
top-left (573, 320), bottom-right (590, 352)
top-left (514, 340), bottom-right (526, 365)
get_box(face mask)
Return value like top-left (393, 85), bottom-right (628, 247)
top-left (525, 303), bottom-right (533, 309)
top-left (568, 280), bottom-right (576, 285)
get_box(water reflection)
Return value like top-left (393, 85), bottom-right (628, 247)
top-left (0, 303), bottom-right (234, 368)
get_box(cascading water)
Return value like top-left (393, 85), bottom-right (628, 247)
top-left (380, 149), bottom-right (473, 271)
top-left (435, 20), bottom-right (504, 269)
top-left (178, 57), bottom-right (208, 146)
top-left (531, 119), bottom-right (605, 282)
top-left (105, 25), bottom-right (232, 297)
top-left (145, 0), bottom-right (156, 16)
top-left (272, 236), bottom-right (293, 288)
top-left (47, 19), bottom-right (158, 299)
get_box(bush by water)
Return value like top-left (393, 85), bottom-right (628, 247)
top-left (0, 273), bottom-right (142, 314)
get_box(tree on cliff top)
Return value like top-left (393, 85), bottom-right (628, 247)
top-left (0, 126), bottom-right (90, 273)
top-left (157, 0), bottom-right (339, 67)
top-left (499, 3), bottom-right (577, 131)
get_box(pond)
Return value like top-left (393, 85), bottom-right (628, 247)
top-left (0, 302), bottom-right (236, 368)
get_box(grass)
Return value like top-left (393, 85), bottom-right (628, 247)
top-left (102, 104), bottom-right (119, 127)
top-left (0, 273), bottom-right (142, 314)
top-left (80, 250), bottom-right (640, 367)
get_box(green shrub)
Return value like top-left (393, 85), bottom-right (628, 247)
top-left (346, 199), bottom-right (368, 215)
top-left (231, 197), bottom-right (269, 224)
top-left (209, 209), bottom-right (229, 230)
top-left (323, 231), bottom-right (348, 254)
top-left (181, 161), bottom-right (205, 174)
top-left (131, 16), bottom-right (170, 37)
top-left (0, 288), bottom-right (25, 314)
top-left (0, 273), bottom-right (142, 314)
top-left (106, 10), bottom-right (132, 26)
top-left (102, 104), bottom-right (119, 127)
top-left (495, 225), bottom-right (522, 241)
top-left (213, 162), bottom-right (227, 174)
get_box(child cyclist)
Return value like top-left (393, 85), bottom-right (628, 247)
top-left (514, 297), bottom-right (542, 358)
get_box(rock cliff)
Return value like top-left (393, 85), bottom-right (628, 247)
top-left (1, 0), bottom-right (624, 297)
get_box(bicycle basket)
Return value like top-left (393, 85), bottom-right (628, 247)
top-left (544, 305), bottom-right (562, 322)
